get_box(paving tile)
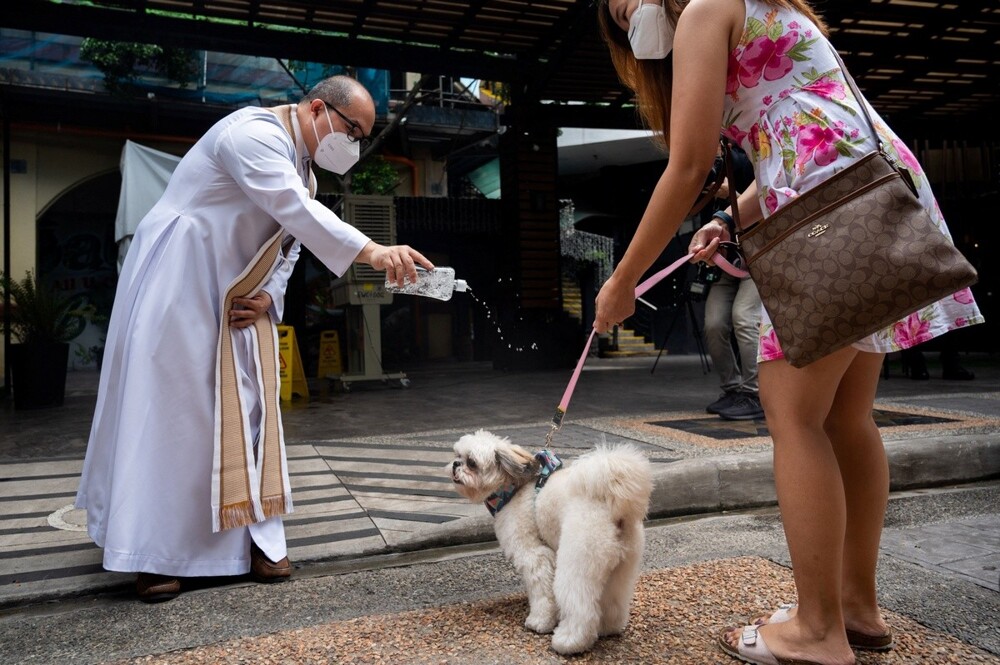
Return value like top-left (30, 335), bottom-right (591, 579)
top-left (349, 486), bottom-right (458, 500)
top-left (939, 552), bottom-right (1000, 591)
top-left (0, 459), bottom-right (84, 478)
top-left (286, 515), bottom-right (376, 541)
top-left (357, 496), bottom-right (470, 514)
top-left (289, 531), bottom-right (386, 561)
top-left (883, 535), bottom-right (992, 566)
top-left (1, 496), bottom-right (80, 515)
top-left (291, 495), bottom-right (360, 513)
top-left (0, 542), bottom-right (103, 576)
top-left (370, 517), bottom-right (435, 534)
top-left (0, 525), bottom-right (91, 549)
top-left (285, 506), bottom-right (365, 522)
top-left (1, 570), bottom-right (129, 606)
top-left (378, 528), bottom-right (421, 547)
top-left (290, 475), bottom-right (345, 491)
top-left (0, 477), bottom-right (81, 497)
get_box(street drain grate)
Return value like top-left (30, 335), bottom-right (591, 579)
top-left (648, 408), bottom-right (960, 441)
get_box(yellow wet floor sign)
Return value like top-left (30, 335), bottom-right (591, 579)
top-left (277, 325), bottom-right (308, 401)
top-left (317, 330), bottom-right (343, 377)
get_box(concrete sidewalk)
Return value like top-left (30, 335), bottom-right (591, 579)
top-left (3, 485), bottom-right (999, 664)
top-left (1, 352), bottom-right (998, 611)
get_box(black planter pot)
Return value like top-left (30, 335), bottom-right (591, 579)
top-left (10, 342), bottom-right (70, 410)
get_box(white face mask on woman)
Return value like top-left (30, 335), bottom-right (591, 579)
top-left (628, 0), bottom-right (674, 60)
top-left (311, 108), bottom-right (360, 175)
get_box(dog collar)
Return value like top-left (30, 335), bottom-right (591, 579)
top-left (484, 450), bottom-right (563, 517)
top-left (483, 483), bottom-right (518, 517)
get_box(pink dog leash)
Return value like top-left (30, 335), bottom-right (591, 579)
top-left (545, 248), bottom-right (747, 445)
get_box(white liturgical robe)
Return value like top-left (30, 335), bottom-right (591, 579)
top-left (76, 105), bottom-right (370, 577)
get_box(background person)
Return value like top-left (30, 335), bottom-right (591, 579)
top-left (76, 75), bottom-right (433, 602)
top-left (594, 0), bottom-right (984, 663)
top-left (696, 143), bottom-right (763, 421)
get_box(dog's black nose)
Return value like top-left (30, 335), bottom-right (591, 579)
top-left (452, 460), bottom-right (460, 470)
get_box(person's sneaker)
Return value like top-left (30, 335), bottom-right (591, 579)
top-left (706, 391), bottom-right (739, 415)
top-left (718, 392), bottom-right (765, 421)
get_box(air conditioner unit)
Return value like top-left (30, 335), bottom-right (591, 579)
top-left (327, 194), bottom-right (408, 390)
top-left (331, 194), bottom-right (395, 306)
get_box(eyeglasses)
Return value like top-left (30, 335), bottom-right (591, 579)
top-left (325, 103), bottom-right (372, 151)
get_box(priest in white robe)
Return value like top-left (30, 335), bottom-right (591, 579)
top-left (76, 76), bottom-right (431, 601)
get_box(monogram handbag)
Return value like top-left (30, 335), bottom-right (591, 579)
top-left (725, 51), bottom-right (978, 368)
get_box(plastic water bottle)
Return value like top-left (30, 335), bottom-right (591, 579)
top-left (385, 266), bottom-right (468, 302)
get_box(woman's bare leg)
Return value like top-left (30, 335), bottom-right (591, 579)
top-left (748, 351), bottom-right (890, 636)
top-left (726, 346), bottom-right (865, 664)
top-left (824, 351), bottom-right (890, 637)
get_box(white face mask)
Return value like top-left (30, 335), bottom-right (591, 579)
top-left (628, 0), bottom-right (674, 60)
top-left (311, 107), bottom-right (360, 175)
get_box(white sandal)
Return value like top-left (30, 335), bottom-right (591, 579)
top-left (718, 624), bottom-right (823, 665)
top-left (753, 603), bottom-right (894, 651)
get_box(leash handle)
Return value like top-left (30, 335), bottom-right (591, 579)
top-left (551, 248), bottom-right (746, 436)
top-left (636, 250), bottom-right (747, 301)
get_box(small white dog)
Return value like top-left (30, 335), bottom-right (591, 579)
top-left (450, 429), bottom-right (653, 655)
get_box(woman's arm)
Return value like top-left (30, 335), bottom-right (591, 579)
top-left (594, 0), bottom-right (742, 332)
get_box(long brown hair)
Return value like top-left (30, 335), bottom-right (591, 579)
top-left (597, 0), bottom-right (829, 148)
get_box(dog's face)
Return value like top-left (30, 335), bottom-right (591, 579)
top-left (450, 429), bottom-right (539, 503)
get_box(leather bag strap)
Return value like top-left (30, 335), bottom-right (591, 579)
top-left (689, 163), bottom-right (726, 218)
top-left (827, 47), bottom-right (882, 153)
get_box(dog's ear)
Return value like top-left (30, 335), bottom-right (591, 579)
top-left (495, 444), bottom-right (539, 482)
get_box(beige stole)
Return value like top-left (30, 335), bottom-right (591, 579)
top-left (211, 104), bottom-right (312, 532)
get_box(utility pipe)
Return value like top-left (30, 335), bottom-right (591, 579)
top-left (10, 121), bottom-right (198, 145)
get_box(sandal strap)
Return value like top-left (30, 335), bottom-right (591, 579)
top-left (733, 625), bottom-right (825, 665)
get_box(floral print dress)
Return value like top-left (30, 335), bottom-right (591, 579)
top-left (722, 0), bottom-right (983, 363)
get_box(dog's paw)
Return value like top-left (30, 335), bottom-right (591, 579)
top-left (524, 612), bottom-right (557, 634)
top-left (598, 622), bottom-right (627, 637)
top-left (550, 624), bottom-right (597, 655)
top-left (599, 613), bottom-right (629, 637)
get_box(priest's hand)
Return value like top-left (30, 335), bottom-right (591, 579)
top-left (357, 241), bottom-right (435, 287)
top-left (230, 291), bottom-right (273, 329)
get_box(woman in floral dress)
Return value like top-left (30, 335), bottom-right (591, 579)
top-left (594, 0), bottom-right (983, 663)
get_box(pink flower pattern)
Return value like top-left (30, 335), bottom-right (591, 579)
top-left (800, 77), bottom-right (845, 102)
top-left (738, 32), bottom-right (798, 87)
top-left (795, 123), bottom-right (844, 171)
top-left (953, 289), bottom-right (974, 305)
top-left (764, 187), bottom-right (779, 213)
top-left (891, 313), bottom-right (933, 348)
top-left (724, 1), bottom-right (983, 364)
top-left (759, 326), bottom-right (783, 361)
top-left (891, 138), bottom-right (923, 176)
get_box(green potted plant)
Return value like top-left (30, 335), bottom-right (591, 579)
top-left (1, 270), bottom-right (84, 409)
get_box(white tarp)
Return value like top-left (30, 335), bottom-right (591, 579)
top-left (115, 140), bottom-right (182, 271)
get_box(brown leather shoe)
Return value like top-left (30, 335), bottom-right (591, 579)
top-left (250, 542), bottom-right (291, 583)
top-left (136, 573), bottom-right (180, 603)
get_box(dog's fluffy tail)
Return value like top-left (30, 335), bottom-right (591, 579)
top-left (566, 444), bottom-right (653, 524)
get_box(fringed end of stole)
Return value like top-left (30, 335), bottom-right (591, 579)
top-left (218, 501), bottom-right (257, 531)
top-left (260, 495), bottom-right (287, 519)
